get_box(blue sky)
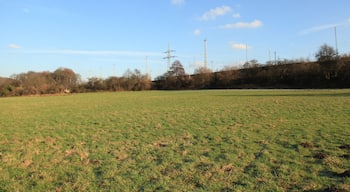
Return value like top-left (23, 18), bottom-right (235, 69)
top-left (1, 0), bottom-right (350, 80)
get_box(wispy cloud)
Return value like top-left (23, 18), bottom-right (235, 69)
top-left (8, 44), bottom-right (22, 49)
top-left (232, 13), bottom-right (241, 19)
top-left (299, 23), bottom-right (338, 36)
top-left (299, 18), bottom-right (350, 35)
top-left (20, 4), bottom-right (68, 17)
top-left (199, 6), bottom-right (232, 21)
top-left (29, 49), bottom-right (162, 57)
top-left (193, 29), bottom-right (201, 36)
top-left (171, 0), bottom-right (185, 6)
top-left (221, 20), bottom-right (263, 29)
top-left (23, 8), bottom-right (30, 13)
top-left (230, 42), bottom-right (250, 50)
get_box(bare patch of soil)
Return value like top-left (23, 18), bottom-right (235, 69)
top-left (313, 152), bottom-right (328, 159)
top-left (339, 144), bottom-right (350, 150)
top-left (301, 142), bottom-right (313, 148)
top-left (338, 170), bottom-right (350, 178)
top-left (340, 154), bottom-right (350, 159)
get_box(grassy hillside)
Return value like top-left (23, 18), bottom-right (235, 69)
top-left (0, 90), bottom-right (349, 191)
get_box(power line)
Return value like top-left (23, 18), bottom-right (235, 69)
top-left (163, 43), bottom-right (176, 70)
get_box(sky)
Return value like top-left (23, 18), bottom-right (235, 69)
top-left (1, 0), bottom-right (350, 80)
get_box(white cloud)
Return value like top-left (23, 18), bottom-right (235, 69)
top-left (230, 42), bottom-right (250, 50)
top-left (8, 44), bottom-right (22, 49)
top-left (232, 13), bottom-right (241, 18)
top-left (171, 0), bottom-right (185, 6)
top-left (199, 6), bottom-right (232, 20)
top-left (221, 20), bottom-right (263, 29)
top-left (348, 17), bottom-right (350, 23)
top-left (193, 29), bottom-right (201, 36)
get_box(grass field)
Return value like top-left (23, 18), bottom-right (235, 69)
top-left (0, 90), bottom-right (349, 191)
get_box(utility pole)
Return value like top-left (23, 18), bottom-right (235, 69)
top-left (146, 56), bottom-right (149, 77)
top-left (163, 43), bottom-right (176, 71)
top-left (99, 66), bottom-right (102, 78)
top-left (188, 56), bottom-right (198, 74)
top-left (204, 39), bottom-right (208, 68)
top-left (334, 26), bottom-right (339, 56)
top-left (245, 44), bottom-right (248, 64)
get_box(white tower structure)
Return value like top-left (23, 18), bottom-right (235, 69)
top-left (146, 56), bottom-right (149, 77)
top-left (334, 26), bottom-right (339, 56)
top-left (204, 39), bottom-right (208, 68)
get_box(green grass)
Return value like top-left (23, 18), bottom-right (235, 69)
top-left (0, 90), bottom-right (350, 191)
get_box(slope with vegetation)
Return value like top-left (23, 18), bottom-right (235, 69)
top-left (155, 44), bottom-right (350, 89)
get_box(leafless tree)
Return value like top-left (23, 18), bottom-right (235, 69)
top-left (315, 44), bottom-right (337, 62)
top-left (193, 67), bottom-right (212, 89)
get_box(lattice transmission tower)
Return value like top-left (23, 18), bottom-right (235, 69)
top-left (163, 43), bottom-right (176, 71)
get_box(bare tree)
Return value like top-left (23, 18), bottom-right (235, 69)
top-left (315, 44), bottom-right (337, 62)
top-left (193, 67), bottom-right (212, 89)
top-left (105, 76), bottom-right (121, 91)
top-left (121, 69), bottom-right (151, 91)
top-left (86, 77), bottom-right (105, 91)
top-left (53, 68), bottom-right (80, 92)
top-left (243, 59), bottom-right (260, 68)
top-left (168, 60), bottom-right (185, 77)
top-left (160, 60), bottom-right (191, 89)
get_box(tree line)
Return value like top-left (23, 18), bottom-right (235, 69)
top-left (0, 68), bottom-right (151, 96)
top-left (1, 44), bottom-right (350, 96)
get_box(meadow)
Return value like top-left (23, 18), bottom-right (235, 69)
top-left (0, 90), bottom-right (349, 191)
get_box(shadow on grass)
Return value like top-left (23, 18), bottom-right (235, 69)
top-left (215, 91), bottom-right (350, 98)
top-left (318, 170), bottom-right (340, 178)
top-left (304, 186), bottom-right (348, 192)
top-left (304, 170), bottom-right (350, 192)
